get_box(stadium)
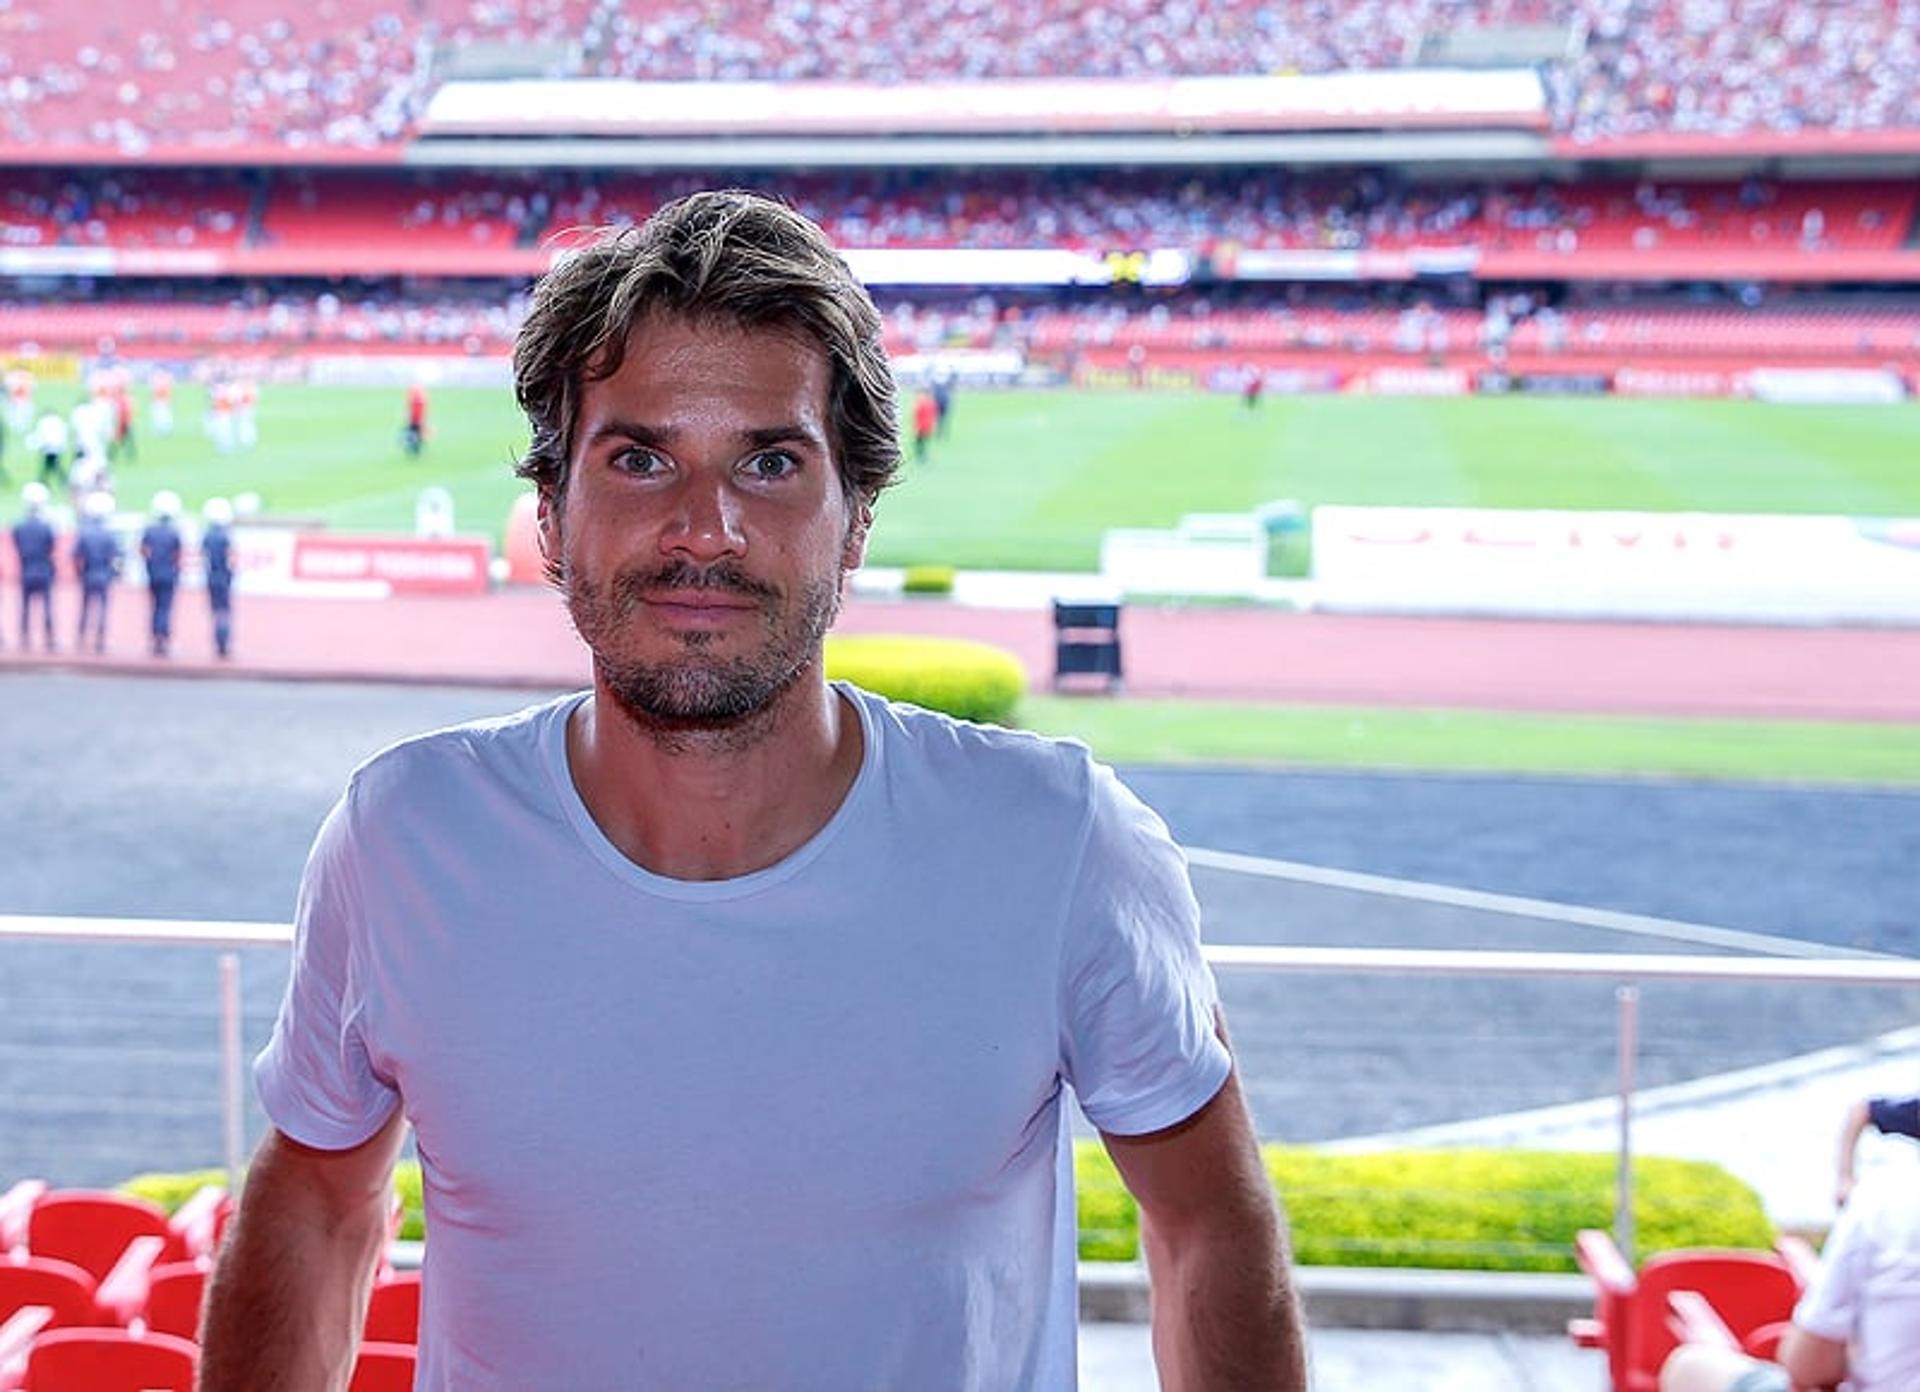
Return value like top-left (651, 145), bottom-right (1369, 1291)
top-left (2, 3), bottom-right (1919, 1389)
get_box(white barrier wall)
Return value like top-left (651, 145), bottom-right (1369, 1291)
top-left (1312, 506), bottom-right (1920, 623)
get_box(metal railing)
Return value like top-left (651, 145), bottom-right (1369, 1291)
top-left (4, 912), bottom-right (1917, 1265)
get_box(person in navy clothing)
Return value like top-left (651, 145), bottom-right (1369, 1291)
top-left (73, 489), bottom-right (120, 654)
top-left (11, 481), bottom-right (57, 651)
top-left (140, 489), bottom-right (184, 657)
top-left (201, 496), bottom-right (236, 659)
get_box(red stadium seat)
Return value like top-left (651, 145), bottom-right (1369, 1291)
top-left (0, 1306), bottom-right (54, 1391)
top-left (18, 1327), bottom-right (197, 1392)
top-left (1741, 1319), bottom-right (1792, 1361)
top-left (137, 1263), bottom-right (206, 1343)
top-left (1571, 1229), bottom-right (1803, 1392)
top-left (0, 1186), bottom-right (44, 1258)
top-left (0, 1263), bottom-right (101, 1333)
top-left (25, 1194), bottom-right (172, 1286)
top-left (348, 1340), bottom-right (417, 1392)
top-left (363, 1272), bottom-right (421, 1345)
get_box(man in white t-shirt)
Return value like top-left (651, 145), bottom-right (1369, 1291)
top-left (200, 191), bottom-right (1308, 1391)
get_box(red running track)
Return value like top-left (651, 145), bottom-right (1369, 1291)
top-left (3, 580), bottom-right (1918, 723)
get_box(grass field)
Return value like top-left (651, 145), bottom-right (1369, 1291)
top-left (11, 385), bottom-right (1920, 572)
top-left (7, 382), bottom-right (1916, 781)
top-left (1019, 698), bottom-right (1920, 786)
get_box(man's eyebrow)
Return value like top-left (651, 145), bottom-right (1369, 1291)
top-left (581, 421), bottom-right (826, 451)
top-left (742, 424), bottom-right (827, 451)
top-left (583, 419), bottom-right (673, 449)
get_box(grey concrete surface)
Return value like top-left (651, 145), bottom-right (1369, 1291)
top-left (1079, 1322), bottom-right (1606, 1392)
top-left (1, 671), bottom-right (1913, 1193)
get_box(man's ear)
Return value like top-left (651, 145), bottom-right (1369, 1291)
top-left (536, 488), bottom-right (567, 588)
top-left (842, 497), bottom-right (873, 572)
top-left (536, 488), bottom-right (559, 559)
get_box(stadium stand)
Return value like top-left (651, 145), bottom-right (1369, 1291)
top-left (1, 5), bottom-right (1918, 398)
top-left (5, 1), bottom-right (1920, 151)
top-left (5, 169), bottom-right (1916, 268)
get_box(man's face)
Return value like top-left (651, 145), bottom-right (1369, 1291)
top-left (542, 314), bottom-right (867, 728)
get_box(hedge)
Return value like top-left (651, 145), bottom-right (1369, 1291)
top-left (124, 1143), bottom-right (1769, 1270)
top-left (823, 634), bottom-right (1025, 724)
top-left (1077, 1142), bottom-right (1774, 1272)
top-left (123, 1165), bottom-right (427, 1242)
top-left (901, 564), bottom-right (957, 595)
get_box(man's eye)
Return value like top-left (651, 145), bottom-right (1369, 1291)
top-left (745, 451), bottom-right (798, 480)
top-left (614, 447), bottom-right (664, 476)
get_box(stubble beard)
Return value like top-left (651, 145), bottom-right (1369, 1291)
top-left (562, 554), bottom-right (844, 747)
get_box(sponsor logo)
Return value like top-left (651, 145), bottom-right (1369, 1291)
top-left (1613, 368), bottom-right (1734, 398)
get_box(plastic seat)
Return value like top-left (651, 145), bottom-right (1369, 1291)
top-left (25, 1194), bottom-right (172, 1285)
top-left (0, 1185), bottom-right (45, 1256)
top-left (348, 1340), bottom-right (417, 1392)
top-left (1741, 1319), bottom-right (1792, 1361)
top-left (1571, 1229), bottom-right (1803, 1392)
top-left (363, 1272), bottom-right (420, 1345)
top-left (0, 1306), bottom-right (54, 1391)
top-left (0, 1261), bottom-right (102, 1333)
top-left (19, 1326), bottom-right (198, 1392)
top-left (137, 1263), bottom-right (206, 1342)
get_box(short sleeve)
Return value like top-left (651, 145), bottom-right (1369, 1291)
top-left (1792, 1180), bottom-right (1877, 1341)
top-left (1869, 1095), bottom-right (1920, 1140)
top-left (1058, 760), bottom-right (1231, 1136)
top-left (254, 786), bottom-right (401, 1149)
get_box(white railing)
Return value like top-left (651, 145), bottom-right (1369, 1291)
top-left (4, 913), bottom-right (1917, 1265)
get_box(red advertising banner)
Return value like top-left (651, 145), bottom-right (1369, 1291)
top-left (290, 534), bottom-right (493, 596)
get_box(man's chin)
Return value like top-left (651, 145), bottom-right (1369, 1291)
top-left (596, 657), bottom-right (806, 730)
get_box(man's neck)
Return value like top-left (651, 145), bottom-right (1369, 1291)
top-left (565, 669), bottom-right (863, 882)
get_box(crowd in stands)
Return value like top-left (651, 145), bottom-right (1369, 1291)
top-left (0, 171), bottom-right (250, 250)
top-left (4, 168), bottom-right (1913, 263)
top-left (9, 280), bottom-right (1918, 366)
top-left (1, 0), bottom-right (1919, 152)
top-left (1562, 0), bottom-right (1920, 141)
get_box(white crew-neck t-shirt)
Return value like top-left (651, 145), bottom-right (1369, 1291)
top-left (257, 683), bottom-right (1231, 1390)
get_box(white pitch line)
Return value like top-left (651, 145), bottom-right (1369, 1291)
top-left (1321, 1023), bottom-right (1920, 1155)
top-left (1182, 846), bottom-right (1895, 961)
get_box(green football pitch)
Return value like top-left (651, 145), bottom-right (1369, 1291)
top-left (14, 384), bottom-right (1920, 570)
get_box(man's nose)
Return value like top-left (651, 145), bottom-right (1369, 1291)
top-left (661, 476), bottom-right (747, 561)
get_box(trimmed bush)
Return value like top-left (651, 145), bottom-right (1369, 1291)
top-left (1073, 1142), bottom-right (1774, 1273)
top-left (825, 634), bottom-right (1025, 724)
top-left (901, 564), bottom-right (957, 595)
top-left (123, 1163), bottom-right (428, 1242)
top-left (122, 1145), bottom-right (1773, 1273)
top-left (122, 1168), bottom-right (229, 1213)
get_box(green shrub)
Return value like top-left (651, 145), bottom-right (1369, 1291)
top-left (122, 1163), bottom-right (428, 1241)
top-left (1073, 1142), bottom-right (1773, 1272)
top-left (824, 634), bottom-right (1025, 724)
top-left (121, 1168), bottom-right (230, 1213)
top-left (901, 564), bottom-right (957, 595)
top-left (122, 1144), bottom-right (1772, 1273)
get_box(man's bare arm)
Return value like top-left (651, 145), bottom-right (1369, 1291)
top-left (198, 1109), bottom-right (406, 1392)
top-left (1101, 1021), bottom-right (1307, 1392)
top-left (1778, 1324), bottom-right (1847, 1391)
top-left (1835, 1099), bottom-right (1871, 1208)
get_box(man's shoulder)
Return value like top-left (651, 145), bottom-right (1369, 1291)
top-left (854, 684), bottom-right (1096, 805)
top-left (345, 694), bottom-right (575, 813)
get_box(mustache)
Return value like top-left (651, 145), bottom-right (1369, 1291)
top-left (610, 559), bottom-right (782, 608)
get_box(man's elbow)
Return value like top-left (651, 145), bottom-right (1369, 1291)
top-left (1777, 1325), bottom-right (1847, 1390)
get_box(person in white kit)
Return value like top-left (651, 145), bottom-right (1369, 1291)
top-left (199, 191), bottom-right (1308, 1392)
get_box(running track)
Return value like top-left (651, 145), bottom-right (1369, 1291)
top-left (4, 579), bottom-right (1919, 721)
